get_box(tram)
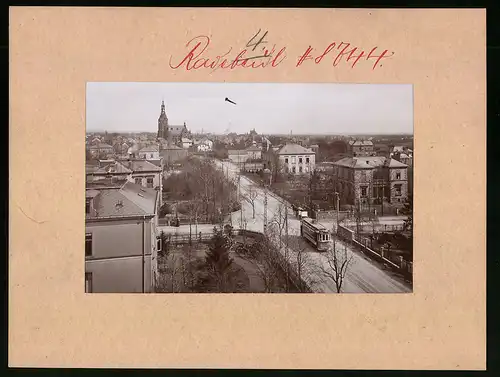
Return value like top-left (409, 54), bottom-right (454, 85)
top-left (300, 217), bottom-right (332, 251)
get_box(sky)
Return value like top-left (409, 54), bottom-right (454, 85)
top-left (86, 82), bottom-right (413, 135)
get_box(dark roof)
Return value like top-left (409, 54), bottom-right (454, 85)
top-left (333, 156), bottom-right (408, 169)
top-left (86, 182), bottom-right (158, 219)
top-left (168, 125), bottom-right (187, 136)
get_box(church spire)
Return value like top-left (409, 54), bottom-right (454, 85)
top-left (161, 100), bottom-right (166, 115)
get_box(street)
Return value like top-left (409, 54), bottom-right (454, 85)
top-left (215, 159), bottom-right (411, 294)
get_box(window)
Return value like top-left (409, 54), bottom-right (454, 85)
top-left (299, 157), bottom-right (303, 164)
top-left (304, 166), bottom-right (309, 173)
top-left (85, 273), bottom-right (92, 293)
top-left (292, 166), bottom-right (296, 173)
top-left (85, 199), bottom-right (91, 214)
top-left (291, 156), bottom-right (296, 164)
top-left (299, 166), bottom-right (303, 173)
top-left (394, 184), bottom-right (402, 196)
top-left (147, 177), bottom-right (154, 188)
top-left (360, 186), bottom-right (367, 197)
top-left (396, 172), bottom-right (401, 180)
top-left (306, 157), bottom-right (310, 164)
top-left (285, 158), bottom-right (288, 164)
top-left (135, 177), bottom-right (142, 185)
top-left (373, 187), bottom-right (377, 197)
top-left (85, 233), bottom-right (92, 257)
top-left (156, 237), bottom-right (162, 252)
top-left (150, 154), bottom-right (153, 159)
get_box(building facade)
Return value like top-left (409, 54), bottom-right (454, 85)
top-left (85, 181), bottom-right (161, 293)
top-left (332, 156), bottom-right (409, 207)
top-left (264, 143), bottom-right (316, 176)
top-left (348, 140), bottom-right (376, 157)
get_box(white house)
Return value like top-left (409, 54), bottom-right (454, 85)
top-left (196, 138), bottom-right (214, 152)
top-left (138, 145), bottom-right (160, 160)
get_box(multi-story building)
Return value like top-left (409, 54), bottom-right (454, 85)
top-left (85, 179), bottom-right (161, 293)
top-left (87, 159), bottom-right (163, 205)
top-left (348, 140), bottom-right (376, 157)
top-left (88, 142), bottom-right (114, 159)
top-left (264, 143), bottom-right (316, 176)
top-left (246, 144), bottom-right (262, 160)
top-left (138, 145), bottom-right (160, 160)
top-left (332, 156), bottom-right (408, 207)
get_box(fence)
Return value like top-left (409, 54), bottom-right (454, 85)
top-left (159, 226), bottom-right (313, 292)
top-left (337, 225), bottom-right (413, 280)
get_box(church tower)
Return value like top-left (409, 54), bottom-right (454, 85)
top-left (157, 100), bottom-right (169, 140)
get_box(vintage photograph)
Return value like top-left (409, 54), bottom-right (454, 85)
top-left (85, 83), bottom-right (413, 294)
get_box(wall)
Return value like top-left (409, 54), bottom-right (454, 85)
top-left (85, 218), bottom-right (156, 293)
top-left (129, 171), bottom-right (161, 189)
top-left (278, 153), bottom-right (315, 175)
top-left (388, 167), bottom-right (409, 203)
top-left (228, 153), bottom-right (248, 164)
top-left (138, 151), bottom-right (160, 159)
top-left (86, 256), bottom-right (148, 293)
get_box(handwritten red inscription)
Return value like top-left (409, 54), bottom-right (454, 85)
top-left (169, 35), bottom-right (287, 71)
top-left (296, 42), bottom-right (394, 70)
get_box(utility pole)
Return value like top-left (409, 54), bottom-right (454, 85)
top-left (334, 192), bottom-right (340, 233)
top-left (284, 199), bottom-right (289, 293)
top-left (263, 189), bottom-right (268, 235)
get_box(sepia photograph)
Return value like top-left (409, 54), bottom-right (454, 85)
top-left (85, 82), bottom-right (414, 294)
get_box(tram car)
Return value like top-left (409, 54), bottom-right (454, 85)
top-left (300, 217), bottom-right (332, 251)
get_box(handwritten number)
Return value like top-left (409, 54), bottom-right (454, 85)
top-left (246, 29), bottom-right (269, 51)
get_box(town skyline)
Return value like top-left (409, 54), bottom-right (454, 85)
top-left (86, 83), bottom-right (413, 135)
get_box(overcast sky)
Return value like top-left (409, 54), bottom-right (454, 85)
top-left (86, 82), bottom-right (413, 135)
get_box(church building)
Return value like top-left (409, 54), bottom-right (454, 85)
top-left (157, 100), bottom-right (190, 145)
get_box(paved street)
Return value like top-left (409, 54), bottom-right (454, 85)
top-left (215, 159), bottom-right (411, 294)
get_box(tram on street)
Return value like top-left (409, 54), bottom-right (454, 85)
top-left (300, 217), bottom-right (332, 251)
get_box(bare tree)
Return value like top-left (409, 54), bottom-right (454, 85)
top-left (320, 239), bottom-right (354, 293)
top-left (245, 186), bottom-right (259, 219)
top-left (288, 233), bottom-right (314, 292)
top-left (238, 235), bottom-right (280, 293)
top-left (268, 202), bottom-right (287, 249)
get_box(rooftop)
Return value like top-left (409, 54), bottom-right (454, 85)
top-left (89, 142), bottom-right (114, 150)
top-left (277, 143), bottom-right (315, 155)
top-left (139, 145), bottom-right (159, 153)
top-left (349, 140), bottom-right (374, 146)
top-left (334, 156), bottom-right (408, 169)
top-left (118, 159), bottom-right (162, 172)
top-left (246, 145), bottom-right (262, 151)
top-left (86, 182), bottom-right (158, 219)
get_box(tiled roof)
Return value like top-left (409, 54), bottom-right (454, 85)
top-left (94, 162), bottom-right (133, 175)
top-left (139, 145), bottom-right (159, 153)
top-left (87, 183), bottom-right (157, 218)
top-left (387, 158), bottom-right (408, 168)
top-left (89, 142), bottom-right (113, 150)
top-left (334, 156), bottom-right (408, 169)
top-left (351, 140), bottom-right (374, 146)
top-left (118, 159), bottom-right (162, 172)
top-left (168, 125), bottom-right (187, 136)
top-left (277, 143), bottom-right (315, 155)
